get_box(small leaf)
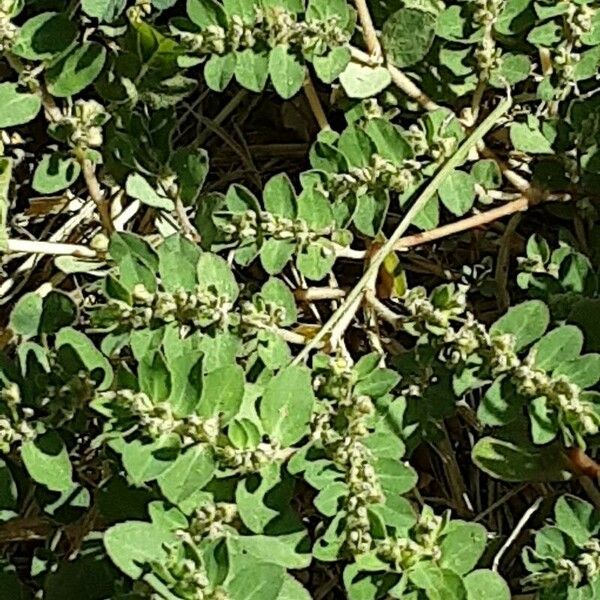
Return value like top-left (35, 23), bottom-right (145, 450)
top-left (32, 153), bottom-right (81, 194)
top-left (510, 119), bottom-right (554, 154)
top-left (260, 365), bottom-right (315, 446)
top-left (439, 521), bottom-right (487, 575)
top-left (438, 170), bottom-right (476, 217)
top-left (339, 63), bottom-right (391, 98)
top-left (55, 327), bottom-right (113, 390)
top-left (11, 12), bottom-right (76, 61)
top-left (235, 49), bottom-right (269, 92)
top-left (263, 173), bottom-right (296, 218)
top-left (554, 354), bottom-right (600, 389)
top-left (0, 83), bottom-right (41, 128)
top-left (157, 446), bottom-right (215, 509)
top-left (269, 45), bottom-right (305, 99)
top-left (197, 252), bottom-right (239, 300)
top-left (530, 325), bottom-right (584, 371)
top-left (463, 569), bottom-right (510, 600)
top-left (46, 43), bottom-right (107, 97)
top-left (490, 300), bottom-right (550, 351)
top-left (21, 432), bottom-right (73, 492)
top-left (9, 292), bottom-right (42, 339)
top-left (126, 173), bottom-right (174, 210)
top-left (198, 364), bottom-right (245, 423)
top-left (382, 8), bottom-right (437, 68)
top-left (158, 234), bottom-right (201, 291)
top-left (554, 494), bottom-right (600, 546)
top-left (104, 521), bottom-right (174, 579)
top-left (204, 52), bottom-right (236, 92)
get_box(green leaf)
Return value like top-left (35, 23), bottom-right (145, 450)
top-left (408, 564), bottom-right (467, 600)
top-left (339, 63), bottom-right (391, 98)
top-left (354, 192), bottom-right (388, 237)
top-left (439, 521), bottom-right (487, 575)
top-left (438, 170), bottom-right (476, 216)
top-left (0, 83), bottom-right (42, 128)
top-left (46, 43), bottom-right (107, 97)
top-left (553, 354), bottom-right (600, 389)
top-left (490, 300), bottom-right (550, 351)
top-left (411, 194), bottom-right (439, 231)
top-left (81, 0), bottom-right (127, 21)
top-left (187, 0), bottom-right (227, 27)
top-left (230, 532), bottom-right (311, 569)
top-left (197, 252), bottom-right (239, 300)
top-left (157, 445), bottom-right (215, 509)
top-left (120, 438), bottom-right (178, 485)
top-left (198, 364), bottom-right (245, 423)
top-left (510, 119), bottom-right (554, 154)
top-left (554, 494), bottom-right (600, 546)
top-left (227, 561), bottom-right (285, 600)
top-left (313, 47), bottom-right (351, 83)
top-left (490, 53), bottom-right (531, 88)
top-left (204, 52), bottom-right (237, 92)
top-left (463, 569), bottom-right (510, 600)
top-left (21, 432), bottom-right (73, 492)
top-left (261, 278), bottom-right (297, 326)
top-left (529, 396), bottom-right (558, 445)
top-left (0, 459), bottom-right (18, 517)
top-left (170, 147), bottom-right (209, 205)
top-left (235, 49), bottom-right (270, 92)
top-left (11, 12), bottom-right (76, 61)
top-left (126, 173), bottom-right (175, 210)
top-left (263, 173), bottom-right (296, 218)
top-left (471, 159), bottom-right (502, 190)
top-left (297, 244), bottom-right (335, 281)
top-left (39, 291), bottom-right (77, 334)
top-left (260, 365), bottom-right (315, 446)
top-left (260, 239), bottom-right (295, 274)
top-left (9, 292), bottom-right (42, 338)
top-left (472, 436), bottom-right (571, 482)
top-left (364, 118), bottom-right (413, 163)
top-left (55, 327), bottom-right (113, 390)
top-left (158, 234), bottom-right (201, 291)
top-left (32, 153), bottom-right (80, 194)
top-left (339, 125), bottom-right (376, 168)
top-left (269, 45), bottom-right (305, 99)
top-left (382, 8), bottom-right (437, 68)
top-left (375, 458), bottom-right (417, 495)
top-left (530, 325), bottom-right (584, 371)
top-left (104, 521), bottom-right (174, 579)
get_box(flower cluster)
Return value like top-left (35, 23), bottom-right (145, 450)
top-left (175, 5), bottom-right (349, 58)
top-left (95, 389), bottom-right (220, 445)
top-left (393, 283), bottom-right (595, 444)
top-left (525, 537), bottom-right (600, 590)
top-left (217, 440), bottom-right (288, 474)
top-left (312, 356), bottom-right (384, 554)
top-left (185, 501), bottom-right (238, 543)
top-left (0, 383), bottom-right (35, 454)
top-left (328, 154), bottom-right (419, 200)
top-left (0, 0), bottom-right (18, 52)
top-left (150, 542), bottom-right (229, 600)
top-left (219, 208), bottom-right (339, 257)
top-left (377, 507), bottom-right (447, 570)
top-left (473, 0), bottom-right (506, 79)
top-left (56, 100), bottom-right (109, 149)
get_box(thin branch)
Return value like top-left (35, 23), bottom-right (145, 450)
top-left (295, 287), bottom-right (347, 301)
top-left (353, 0), bottom-right (382, 59)
top-left (292, 96), bottom-right (512, 365)
top-left (492, 496), bottom-right (543, 572)
top-left (78, 157), bottom-right (115, 235)
top-left (4, 239), bottom-right (97, 258)
top-left (394, 196), bottom-right (531, 250)
top-left (175, 196), bottom-right (201, 242)
top-left (303, 75), bottom-right (330, 130)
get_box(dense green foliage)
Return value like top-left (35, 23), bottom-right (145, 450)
top-left (1, 0), bottom-right (600, 598)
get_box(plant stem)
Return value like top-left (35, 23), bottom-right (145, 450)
top-left (353, 0), bottom-right (382, 59)
top-left (78, 156), bottom-right (115, 235)
top-left (4, 239), bottom-right (97, 258)
top-left (292, 96), bottom-right (512, 365)
top-left (303, 75), bottom-right (330, 130)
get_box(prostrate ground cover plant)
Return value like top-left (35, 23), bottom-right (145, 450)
top-left (1, 0), bottom-right (600, 598)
